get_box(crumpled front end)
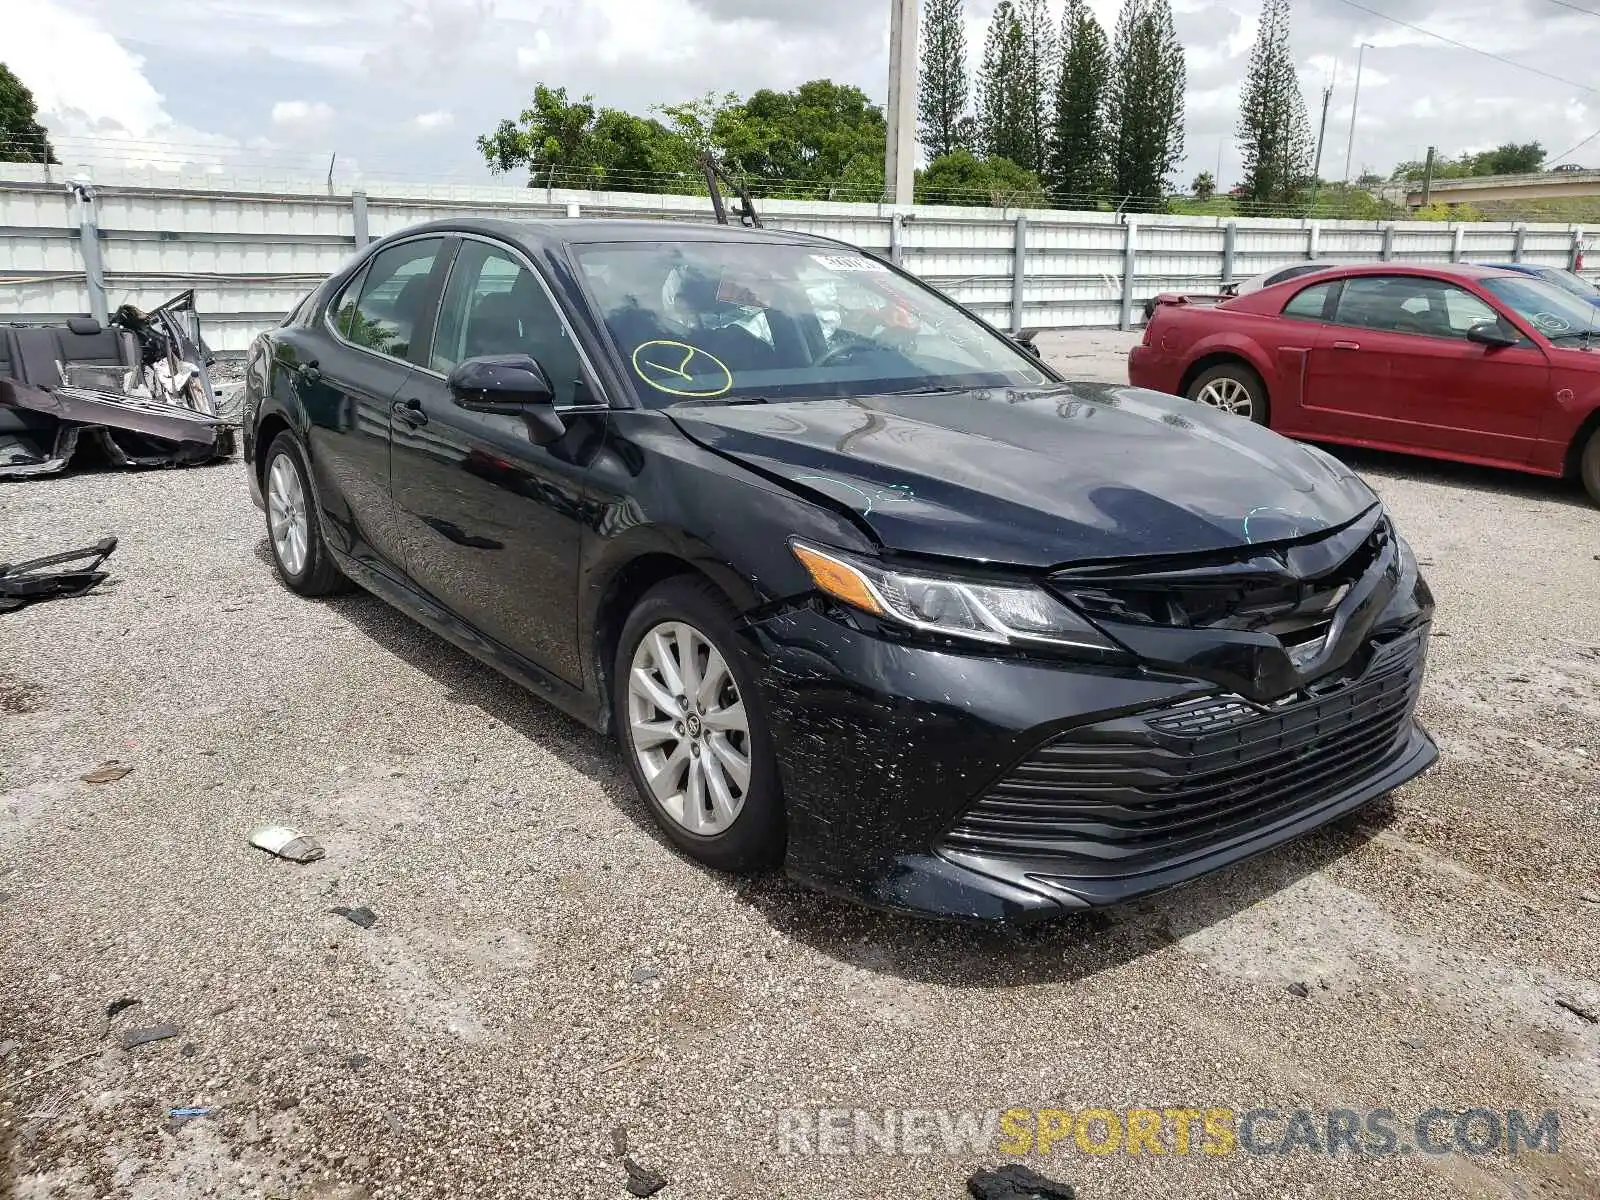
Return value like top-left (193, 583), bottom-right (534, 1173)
top-left (748, 507), bottom-right (1437, 923)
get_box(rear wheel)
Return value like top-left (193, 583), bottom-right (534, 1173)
top-left (1187, 362), bottom-right (1269, 425)
top-left (263, 431), bottom-right (349, 596)
top-left (613, 576), bottom-right (784, 872)
top-left (1580, 427), bottom-right (1600, 506)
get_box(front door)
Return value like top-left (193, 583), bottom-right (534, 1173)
top-left (1304, 273), bottom-right (1550, 464)
top-left (388, 237), bottom-right (604, 685)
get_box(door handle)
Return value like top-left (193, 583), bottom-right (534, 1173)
top-left (392, 398), bottom-right (428, 428)
top-left (1331, 340), bottom-right (1361, 351)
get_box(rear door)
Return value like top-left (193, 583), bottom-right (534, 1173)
top-left (387, 235), bottom-right (605, 684)
top-left (1303, 274), bottom-right (1550, 462)
top-left (302, 236), bottom-right (451, 573)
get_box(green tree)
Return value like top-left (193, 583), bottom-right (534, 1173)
top-left (1108, 0), bottom-right (1186, 208)
top-left (918, 0), bottom-right (969, 161)
top-left (1478, 142), bottom-right (1544, 175)
top-left (1235, 0), bottom-right (1312, 215)
top-left (977, 2), bottom-right (1032, 167)
top-left (1390, 141), bottom-right (1546, 181)
top-left (736, 80), bottom-right (886, 190)
top-left (1049, 0), bottom-right (1112, 203)
top-left (0, 63), bottom-right (57, 165)
top-left (1191, 169), bottom-right (1216, 200)
top-left (1017, 0), bottom-right (1057, 176)
top-left (476, 85), bottom-right (687, 190)
top-left (916, 149), bottom-right (1048, 207)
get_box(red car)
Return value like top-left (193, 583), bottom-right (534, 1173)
top-left (1128, 263), bottom-right (1600, 504)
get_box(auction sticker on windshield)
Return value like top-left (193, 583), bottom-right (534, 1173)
top-left (811, 254), bottom-right (890, 273)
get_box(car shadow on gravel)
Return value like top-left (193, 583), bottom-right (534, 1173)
top-left (728, 801), bottom-right (1398, 989)
top-left (277, 537), bottom-right (1401, 990)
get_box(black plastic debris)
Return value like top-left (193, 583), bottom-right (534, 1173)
top-left (120, 1024), bottom-right (181, 1049)
top-left (623, 1157), bottom-right (668, 1197)
top-left (0, 537), bottom-right (117, 613)
top-left (105, 997), bottom-right (140, 1020)
top-left (332, 906), bottom-right (378, 929)
top-left (967, 1164), bottom-right (1077, 1200)
top-left (1287, 981), bottom-right (1311, 999)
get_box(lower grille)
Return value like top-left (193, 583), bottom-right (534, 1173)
top-left (941, 631), bottom-right (1426, 875)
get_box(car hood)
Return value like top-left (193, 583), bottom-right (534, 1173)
top-left (669, 383), bottom-right (1379, 568)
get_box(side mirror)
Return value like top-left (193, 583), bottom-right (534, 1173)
top-left (447, 354), bottom-right (566, 444)
top-left (1466, 322), bottom-right (1519, 349)
top-left (1013, 330), bottom-right (1042, 358)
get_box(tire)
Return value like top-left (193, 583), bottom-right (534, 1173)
top-left (262, 431), bottom-right (349, 597)
top-left (1582, 427), bottom-right (1600, 507)
top-left (613, 575), bottom-right (784, 873)
top-left (1186, 362), bottom-right (1269, 425)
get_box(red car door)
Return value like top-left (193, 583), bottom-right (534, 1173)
top-left (1304, 274), bottom-right (1549, 466)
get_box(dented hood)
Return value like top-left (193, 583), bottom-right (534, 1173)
top-left (669, 382), bottom-right (1378, 568)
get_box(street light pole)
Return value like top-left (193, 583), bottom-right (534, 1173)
top-left (1342, 42), bottom-right (1371, 186)
top-left (884, 0), bottom-right (919, 206)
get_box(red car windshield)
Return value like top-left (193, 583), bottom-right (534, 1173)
top-left (1481, 275), bottom-right (1600, 340)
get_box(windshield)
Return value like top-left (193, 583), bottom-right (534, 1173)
top-left (1480, 275), bottom-right (1600, 340)
top-left (1536, 268), bottom-right (1600, 300)
top-left (571, 240), bottom-right (1049, 404)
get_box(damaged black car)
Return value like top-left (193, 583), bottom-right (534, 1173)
top-left (242, 218), bottom-right (1436, 923)
top-left (0, 291), bottom-right (236, 478)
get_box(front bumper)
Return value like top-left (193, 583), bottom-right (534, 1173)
top-left (748, 596), bottom-right (1435, 925)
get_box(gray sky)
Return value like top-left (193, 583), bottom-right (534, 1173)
top-left (9, 0), bottom-right (1598, 191)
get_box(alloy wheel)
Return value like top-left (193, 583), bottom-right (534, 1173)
top-left (1194, 376), bottom-right (1254, 418)
top-left (266, 453), bottom-right (310, 577)
top-left (626, 620), bottom-right (752, 835)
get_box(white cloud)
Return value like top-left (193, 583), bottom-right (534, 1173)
top-left (6, 0), bottom-right (239, 171)
top-left (410, 110), bottom-right (455, 132)
top-left (271, 100), bottom-right (336, 133)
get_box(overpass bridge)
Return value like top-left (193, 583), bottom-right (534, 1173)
top-left (1404, 169), bottom-right (1600, 207)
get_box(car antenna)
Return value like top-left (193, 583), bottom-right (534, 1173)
top-left (699, 153), bottom-right (763, 229)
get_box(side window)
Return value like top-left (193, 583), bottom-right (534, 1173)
top-left (430, 240), bottom-right (585, 405)
top-left (1281, 280), bottom-right (1337, 321)
top-left (1335, 276), bottom-right (1498, 340)
top-left (344, 239), bottom-right (445, 360)
top-left (327, 266), bottom-right (369, 338)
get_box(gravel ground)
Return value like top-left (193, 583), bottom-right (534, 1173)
top-left (3, 331), bottom-right (1599, 1200)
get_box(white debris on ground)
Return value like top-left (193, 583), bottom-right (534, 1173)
top-left (1, 332), bottom-right (1598, 1199)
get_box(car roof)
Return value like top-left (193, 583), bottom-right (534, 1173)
top-left (367, 216), bottom-right (831, 250)
top-left (1264, 261), bottom-right (1524, 283)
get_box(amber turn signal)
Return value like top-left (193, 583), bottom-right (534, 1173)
top-left (791, 543), bottom-right (885, 616)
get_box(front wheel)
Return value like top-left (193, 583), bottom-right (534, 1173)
top-left (1186, 363), bottom-right (1269, 425)
top-left (613, 576), bottom-right (784, 872)
top-left (1580, 427), bottom-right (1600, 506)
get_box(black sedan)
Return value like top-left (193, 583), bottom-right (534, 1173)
top-left (242, 217), bottom-right (1437, 924)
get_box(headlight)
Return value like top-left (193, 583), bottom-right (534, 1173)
top-left (790, 541), bottom-right (1121, 653)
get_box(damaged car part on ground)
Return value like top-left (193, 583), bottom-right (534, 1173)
top-left (0, 536), bottom-right (117, 612)
top-left (0, 290), bottom-right (237, 479)
top-left (242, 217), bottom-right (1438, 924)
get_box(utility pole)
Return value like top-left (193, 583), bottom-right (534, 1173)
top-left (1420, 145), bottom-right (1436, 206)
top-left (884, 0), bottom-right (919, 206)
top-left (1310, 81), bottom-right (1334, 207)
top-left (1342, 43), bottom-right (1371, 186)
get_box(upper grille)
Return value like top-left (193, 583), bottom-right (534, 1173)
top-left (1054, 516), bottom-right (1390, 643)
top-left (940, 630), bottom-right (1425, 876)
